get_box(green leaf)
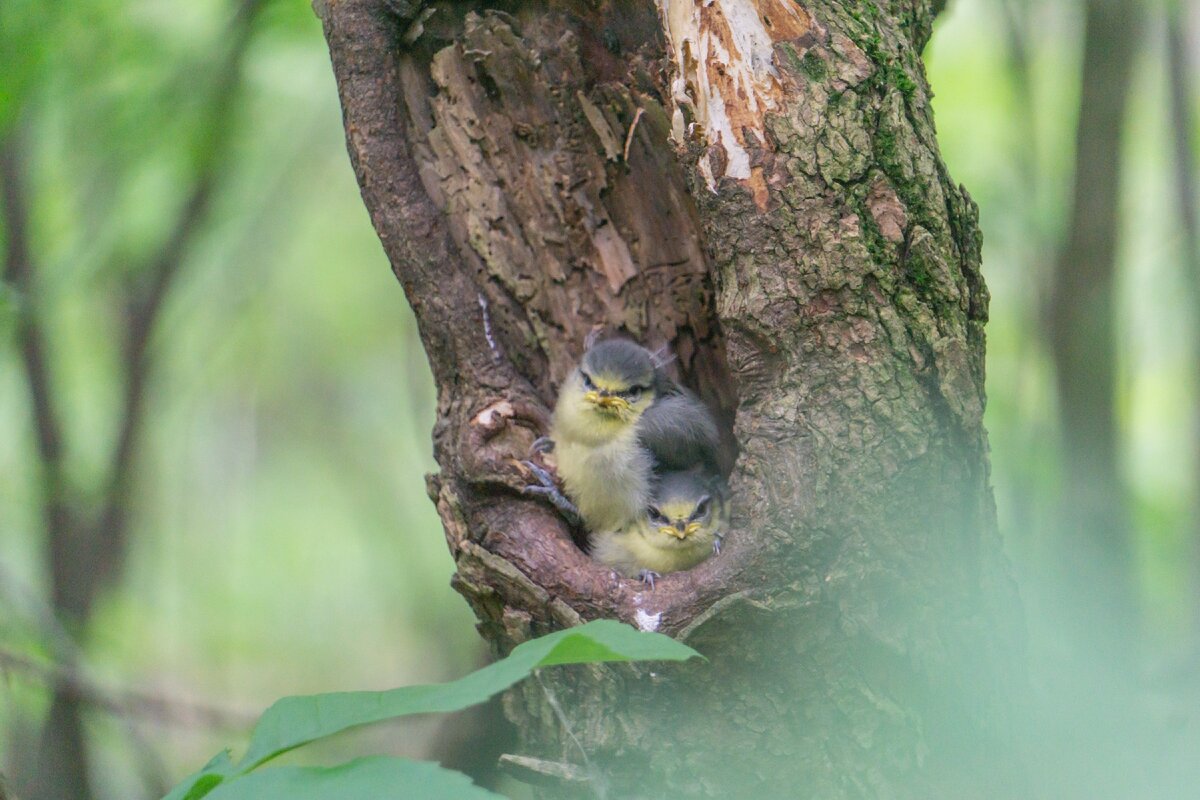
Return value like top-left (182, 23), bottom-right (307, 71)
top-left (202, 756), bottom-right (503, 800)
top-left (238, 619), bottom-right (698, 770)
top-left (160, 620), bottom-right (700, 800)
top-left (161, 750), bottom-right (236, 800)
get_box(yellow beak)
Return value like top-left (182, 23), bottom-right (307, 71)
top-left (659, 522), bottom-right (702, 540)
top-left (585, 391), bottom-right (629, 411)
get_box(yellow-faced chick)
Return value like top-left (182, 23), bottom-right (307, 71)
top-left (531, 340), bottom-right (663, 533)
top-left (592, 469), bottom-right (727, 587)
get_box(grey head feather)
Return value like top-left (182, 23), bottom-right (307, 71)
top-left (638, 389), bottom-right (721, 474)
top-left (581, 339), bottom-right (656, 386)
top-left (653, 467), bottom-right (726, 504)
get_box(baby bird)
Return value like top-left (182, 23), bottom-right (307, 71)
top-left (524, 337), bottom-right (723, 538)
top-left (592, 469), bottom-right (727, 586)
top-left (528, 340), bottom-right (663, 533)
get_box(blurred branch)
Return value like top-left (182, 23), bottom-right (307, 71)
top-left (0, 648), bottom-right (256, 731)
top-left (1000, 0), bottom-right (1037, 189)
top-left (1167, 11), bottom-right (1198, 279)
top-left (0, 561), bottom-right (77, 664)
top-left (1, 556), bottom-right (250, 800)
top-left (1047, 0), bottom-right (1144, 671)
top-left (89, 0), bottom-right (271, 606)
top-left (12, 3), bottom-right (270, 797)
top-left (0, 558), bottom-right (172, 796)
top-left (1166, 4), bottom-right (1200, 650)
top-left (0, 126), bottom-right (74, 601)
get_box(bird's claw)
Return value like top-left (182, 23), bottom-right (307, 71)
top-left (530, 436), bottom-right (555, 455)
top-left (523, 460), bottom-right (557, 488)
top-left (637, 570), bottom-right (661, 589)
top-left (521, 461), bottom-right (582, 527)
top-left (712, 534), bottom-right (724, 556)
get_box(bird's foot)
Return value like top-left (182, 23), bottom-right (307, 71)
top-left (712, 533), bottom-right (724, 556)
top-left (530, 436), bottom-right (555, 455)
top-left (521, 461), bottom-right (582, 527)
top-left (637, 570), bottom-right (661, 590)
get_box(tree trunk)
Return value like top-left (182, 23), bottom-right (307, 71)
top-left (1166, 2), bottom-right (1200, 655)
top-left (1047, 0), bottom-right (1142, 671)
top-left (319, 1), bottom-right (1022, 795)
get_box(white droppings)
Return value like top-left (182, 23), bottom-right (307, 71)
top-left (635, 608), bottom-right (663, 632)
top-left (477, 292), bottom-right (501, 363)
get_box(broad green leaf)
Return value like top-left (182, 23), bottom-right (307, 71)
top-left (161, 750), bottom-right (236, 800)
top-left (238, 619), bottom-right (699, 770)
top-left (202, 757), bottom-right (502, 800)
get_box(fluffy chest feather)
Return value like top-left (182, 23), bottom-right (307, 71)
top-left (592, 526), bottom-right (713, 577)
top-left (554, 430), bottom-right (651, 532)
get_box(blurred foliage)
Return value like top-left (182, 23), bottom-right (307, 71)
top-left (930, 0), bottom-right (1197, 647)
top-left (1, 0), bottom-right (477, 796)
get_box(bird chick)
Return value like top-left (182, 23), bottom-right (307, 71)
top-left (592, 469), bottom-right (727, 586)
top-left (529, 340), bottom-right (664, 533)
top-left (525, 337), bottom-right (724, 539)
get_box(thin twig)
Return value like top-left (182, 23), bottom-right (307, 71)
top-left (533, 671), bottom-right (607, 800)
top-left (0, 560), bottom-right (173, 792)
top-left (0, 648), bottom-right (257, 731)
top-left (0, 560), bottom-right (76, 664)
top-left (623, 107), bottom-right (644, 163)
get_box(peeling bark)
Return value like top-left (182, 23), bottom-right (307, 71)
top-left (319, 0), bottom-right (1021, 795)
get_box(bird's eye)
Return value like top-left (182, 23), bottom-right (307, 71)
top-left (647, 506), bottom-right (664, 523)
top-left (626, 385), bottom-right (646, 399)
top-left (691, 496), bottom-right (712, 520)
top-left (581, 372), bottom-right (596, 391)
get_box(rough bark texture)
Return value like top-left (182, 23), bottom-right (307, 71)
top-left (319, 0), bottom-right (1020, 795)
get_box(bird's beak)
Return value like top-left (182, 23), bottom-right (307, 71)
top-left (685, 522), bottom-right (702, 537)
top-left (659, 524), bottom-right (689, 540)
top-left (585, 391), bottom-right (629, 411)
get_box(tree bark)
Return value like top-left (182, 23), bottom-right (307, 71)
top-left (319, 1), bottom-right (1021, 795)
